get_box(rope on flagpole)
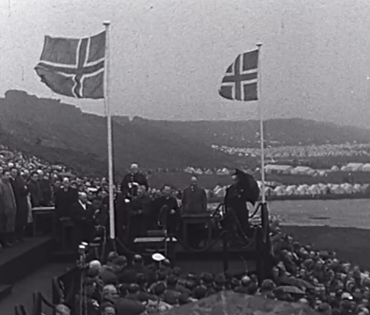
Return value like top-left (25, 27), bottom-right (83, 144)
top-left (103, 21), bottom-right (116, 239)
top-left (256, 42), bottom-right (266, 204)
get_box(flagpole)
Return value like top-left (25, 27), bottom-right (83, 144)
top-left (103, 21), bottom-right (116, 240)
top-left (256, 42), bottom-right (266, 204)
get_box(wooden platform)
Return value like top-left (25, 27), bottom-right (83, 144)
top-left (0, 237), bottom-right (53, 302)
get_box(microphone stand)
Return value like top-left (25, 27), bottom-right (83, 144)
top-left (164, 227), bottom-right (168, 257)
top-left (77, 244), bottom-right (88, 315)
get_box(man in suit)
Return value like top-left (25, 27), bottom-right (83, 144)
top-left (70, 192), bottom-right (94, 251)
top-left (127, 185), bottom-right (152, 241)
top-left (181, 177), bottom-right (208, 248)
top-left (151, 185), bottom-right (179, 234)
top-left (38, 170), bottom-right (52, 206)
top-left (0, 170), bottom-right (17, 247)
top-left (9, 167), bottom-right (29, 242)
top-left (181, 177), bottom-right (207, 215)
top-left (27, 171), bottom-right (43, 208)
top-left (54, 177), bottom-right (79, 219)
top-left (120, 164), bottom-right (149, 198)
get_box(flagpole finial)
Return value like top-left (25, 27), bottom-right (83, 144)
top-left (103, 21), bottom-right (111, 26)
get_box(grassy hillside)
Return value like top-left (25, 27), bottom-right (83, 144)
top-left (0, 90), bottom-right (232, 176)
top-left (2, 90), bottom-right (370, 177)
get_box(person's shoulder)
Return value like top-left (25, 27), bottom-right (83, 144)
top-left (71, 201), bottom-right (81, 209)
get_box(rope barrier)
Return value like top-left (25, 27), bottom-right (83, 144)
top-left (110, 201), bottom-right (265, 256)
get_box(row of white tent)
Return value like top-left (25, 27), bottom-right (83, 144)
top-left (339, 163), bottom-right (370, 172)
top-left (208, 182), bottom-right (370, 198)
top-left (184, 162), bottom-right (370, 177)
top-left (212, 144), bottom-right (370, 159)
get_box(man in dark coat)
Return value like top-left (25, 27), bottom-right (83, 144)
top-left (224, 169), bottom-right (260, 237)
top-left (0, 170), bottom-right (17, 246)
top-left (10, 167), bottom-right (29, 242)
top-left (39, 171), bottom-right (52, 206)
top-left (27, 171), bottom-right (43, 208)
top-left (70, 192), bottom-right (94, 251)
top-left (150, 185), bottom-right (179, 234)
top-left (120, 164), bottom-right (149, 198)
top-left (181, 177), bottom-right (207, 214)
top-left (127, 186), bottom-right (152, 241)
top-left (54, 177), bottom-right (79, 219)
top-left (181, 177), bottom-right (208, 248)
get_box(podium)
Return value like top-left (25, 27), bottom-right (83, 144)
top-left (181, 213), bottom-right (212, 245)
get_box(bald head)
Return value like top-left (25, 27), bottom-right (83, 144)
top-left (130, 163), bottom-right (139, 174)
top-left (79, 192), bottom-right (88, 204)
top-left (191, 176), bottom-right (198, 186)
top-left (62, 177), bottom-right (70, 188)
top-left (89, 260), bottom-right (102, 271)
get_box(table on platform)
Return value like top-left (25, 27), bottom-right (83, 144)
top-left (32, 206), bottom-right (56, 237)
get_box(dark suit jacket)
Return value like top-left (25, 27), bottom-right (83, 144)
top-left (70, 201), bottom-right (94, 241)
top-left (151, 195), bottom-right (179, 229)
top-left (27, 180), bottom-right (43, 207)
top-left (181, 186), bottom-right (207, 214)
top-left (10, 176), bottom-right (28, 209)
top-left (55, 187), bottom-right (79, 217)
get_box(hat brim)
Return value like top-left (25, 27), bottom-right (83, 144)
top-left (152, 253), bottom-right (166, 262)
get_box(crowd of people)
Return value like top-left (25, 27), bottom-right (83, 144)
top-left (3, 146), bottom-right (370, 314)
top-left (51, 217), bottom-right (370, 315)
top-left (0, 146), bottom-right (217, 251)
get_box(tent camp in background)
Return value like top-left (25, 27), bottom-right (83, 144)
top-left (361, 163), bottom-right (370, 172)
top-left (291, 166), bottom-right (316, 176)
top-left (341, 163), bottom-right (364, 172)
top-left (265, 165), bottom-right (293, 175)
top-left (331, 165), bottom-right (340, 171)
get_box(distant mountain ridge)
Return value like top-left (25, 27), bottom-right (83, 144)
top-left (129, 117), bottom-right (370, 148)
top-left (0, 90), bottom-right (232, 176)
top-left (0, 90), bottom-right (370, 175)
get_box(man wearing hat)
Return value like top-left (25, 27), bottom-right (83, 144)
top-left (224, 169), bottom-right (259, 237)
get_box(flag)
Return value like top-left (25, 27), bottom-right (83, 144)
top-left (35, 31), bottom-right (106, 99)
top-left (219, 49), bottom-right (259, 102)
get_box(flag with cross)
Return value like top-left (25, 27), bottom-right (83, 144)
top-left (35, 31), bottom-right (105, 99)
top-left (219, 49), bottom-right (259, 102)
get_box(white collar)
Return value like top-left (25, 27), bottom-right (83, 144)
top-left (79, 200), bottom-right (86, 210)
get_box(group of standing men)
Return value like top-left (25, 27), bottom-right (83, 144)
top-left (118, 164), bottom-right (209, 247)
top-left (0, 161), bottom-right (258, 252)
top-left (0, 168), bottom-right (52, 248)
top-left (106, 163), bottom-right (257, 248)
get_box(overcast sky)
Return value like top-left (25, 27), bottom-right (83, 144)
top-left (1, 0), bottom-right (370, 127)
